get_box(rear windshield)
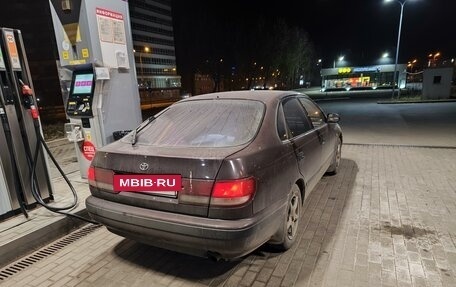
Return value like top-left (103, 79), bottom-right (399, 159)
top-left (129, 99), bottom-right (264, 147)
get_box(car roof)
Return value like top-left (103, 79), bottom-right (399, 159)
top-left (181, 90), bottom-right (309, 105)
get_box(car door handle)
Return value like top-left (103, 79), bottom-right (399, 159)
top-left (296, 151), bottom-right (305, 161)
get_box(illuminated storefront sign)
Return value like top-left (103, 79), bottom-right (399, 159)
top-left (353, 66), bottom-right (381, 73)
top-left (338, 67), bottom-right (351, 74)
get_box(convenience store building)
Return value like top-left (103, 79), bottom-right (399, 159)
top-left (320, 64), bottom-right (407, 91)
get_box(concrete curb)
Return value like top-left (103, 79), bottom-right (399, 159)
top-left (312, 97), bottom-right (350, 101)
top-left (344, 142), bottom-right (456, 149)
top-left (377, 99), bottom-right (456, 104)
top-left (0, 209), bottom-right (91, 268)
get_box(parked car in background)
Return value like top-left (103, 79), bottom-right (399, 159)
top-left (86, 90), bottom-right (342, 260)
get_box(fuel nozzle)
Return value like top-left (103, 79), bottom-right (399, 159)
top-left (19, 79), bottom-right (33, 95)
top-left (19, 79), bottom-right (39, 120)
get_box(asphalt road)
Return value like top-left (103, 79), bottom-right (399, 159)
top-left (316, 98), bottom-right (456, 147)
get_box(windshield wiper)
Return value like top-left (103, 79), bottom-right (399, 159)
top-left (131, 116), bottom-right (155, 145)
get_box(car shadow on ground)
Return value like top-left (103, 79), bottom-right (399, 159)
top-left (104, 158), bottom-right (358, 286)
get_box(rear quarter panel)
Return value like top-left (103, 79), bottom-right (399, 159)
top-left (215, 96), bottom-right (303, 216)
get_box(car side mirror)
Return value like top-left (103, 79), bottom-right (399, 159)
top-left (327, 113), bottom-right (340, 123)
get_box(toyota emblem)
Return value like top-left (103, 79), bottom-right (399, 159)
top-left (139, 162), bottom-right (149, 171)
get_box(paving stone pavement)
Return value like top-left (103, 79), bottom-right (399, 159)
top-left (1, 144), bottom-right (456, 287)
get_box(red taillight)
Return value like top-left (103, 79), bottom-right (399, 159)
top-left (87, 166), bottom-right (115, 192)
top-left (88, 166), bottom-right (95, 182)
top-left (210, 178), bottom-right (256, 206)
top-left (178, 177), bottom-right (256, 207)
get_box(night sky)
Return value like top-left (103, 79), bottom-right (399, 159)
top-left (0, 0), bottom-right (453, 106)
top-left (172, 0), bottom-right (455, 74)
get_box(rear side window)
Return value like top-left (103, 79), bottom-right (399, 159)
top-left (276, 104), bottom-right (288, 141)
top-left (131, 99), bottom-right (264, 147)
top-left (281, 98), bottom-right (312, 138)
top-left (299, 98), bottom-right (326, 128)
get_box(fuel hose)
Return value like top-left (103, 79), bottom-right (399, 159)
top-left (20, 79), bottom-right (99, 225)
top-left (30, 120), bottom-right (99, 225)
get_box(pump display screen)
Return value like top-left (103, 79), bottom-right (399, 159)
top-left (66, 70), bottom-right (95, 118)
top-left (73, 74), bottom-right (94, 94)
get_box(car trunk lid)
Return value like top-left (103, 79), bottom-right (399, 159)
top-left (89, 143), bottom-right (245, 217)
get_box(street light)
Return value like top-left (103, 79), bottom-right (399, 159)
top-left (333, 56), bottom-right (344, 68)
top-left (407, 59), bottom-right (417, 71)
top-left (385, 0), bottom-right (416, 98)
top-left (407, 59), bottom-right (417, 82)
top-left (379, 52), bottom-right (391, 65)
top-left (136, 46), bottom-right (150, 85)
top-left (428, 52), bottom-right (440, 67)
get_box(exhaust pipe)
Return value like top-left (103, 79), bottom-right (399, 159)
top-left (206, 251), bottom-right (225, 262)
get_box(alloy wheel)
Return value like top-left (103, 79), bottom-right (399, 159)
top-left (286, 191), bottom-right (300, 240)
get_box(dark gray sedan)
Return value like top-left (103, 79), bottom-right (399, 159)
top-left (86, 90), bottom-right (342, 260)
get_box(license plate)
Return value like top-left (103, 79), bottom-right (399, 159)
top-left (113, 174), bottom-right (181, 193)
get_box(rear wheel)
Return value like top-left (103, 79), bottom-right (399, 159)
top-left (326, 137), bottom-right (342, 175)
top-left (273, 184), bottom-right (302, 250)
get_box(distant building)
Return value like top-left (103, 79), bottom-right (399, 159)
top-left (128, 0), bottom-right (182, 103)
top-left (320, 64), bottom-right (407, 91)
top-left (423, 67), bottom-right (454, 100)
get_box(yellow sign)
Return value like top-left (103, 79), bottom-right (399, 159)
top-left (85, 131), bottom-right (91, 141)
top-left (69, 59), bottom-right (86, 65)
top-left (338, 67), bottom-right (352, 74)
top-left (82, 48), bottom-right (89, 58)
top-left (62, 51), bottom-right (69, 60)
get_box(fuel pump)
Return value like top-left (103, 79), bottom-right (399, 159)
top-left (49, 0), bottom-right (142, 179)
top-left (0, 67), bottom-right (26, 218)
top-left (0, 28), bottom-right (53, 214)
top-left (0, 27), bottom-right (98, 223)
top-left (0, 89), bottom-right (16, 217)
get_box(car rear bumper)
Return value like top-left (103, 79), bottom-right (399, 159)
top-left (85, 195), bottom-right (285, 259)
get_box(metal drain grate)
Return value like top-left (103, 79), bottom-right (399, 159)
top-left (0, 224), bottom-right (101, 281)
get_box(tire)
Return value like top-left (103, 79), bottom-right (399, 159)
top-left (326, 137), bottom-right (342, 175)
top-left (273, 184), bottom-right (302, 250)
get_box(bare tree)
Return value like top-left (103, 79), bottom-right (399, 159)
top-left (247, 18), bottom-right (315, 89)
